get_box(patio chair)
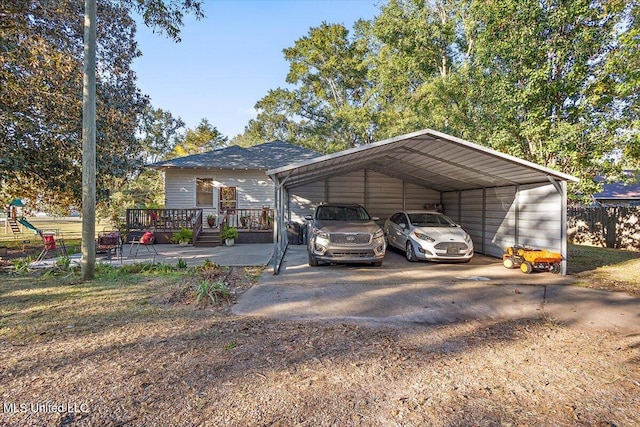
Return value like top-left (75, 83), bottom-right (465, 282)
top-left (97, 228), bottom-right (122, 262)
top-left (35, 232), bottom-right (67, 262)
top-left (128, 228), bottom-right (158, 258)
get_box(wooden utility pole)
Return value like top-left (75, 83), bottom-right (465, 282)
top-left (81, 0), bottom-right (97, 280)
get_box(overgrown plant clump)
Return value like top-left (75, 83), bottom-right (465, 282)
top-left (195, 279), bottom-right (231, 306)
top-left (10, 256), bottom-right (33, 273)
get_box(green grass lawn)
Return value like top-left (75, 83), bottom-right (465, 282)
top-left (0, 217), bottom-right (109, 242)
top-left (2, 218), bottom-right (638, 295)
top-left (568, 244), bottom-right (640, 295)
top-left (0, 217), bottom-right (111, 256)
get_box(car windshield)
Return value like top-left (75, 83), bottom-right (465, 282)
top-left (408, 213), bottom-right (457, 227)
top-left (316, 206), bottom-right (371, 221)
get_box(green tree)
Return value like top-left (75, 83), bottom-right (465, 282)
top-left (234, 88), bottom-right (303, 147)
top-left (468, 0), bottom-right (627, 196)
top-left (173, 118), bottom-right (228, 156)
top-left (0, 0), bottom-right (203, 207)
top-left (0, 1), bottom-right (161, 207)
top-left (241, 22), bottom-right (379, 154)
top-left (139, 106), bottom-right (186, 164)
top-left (96, 169), bottom-right (165, 224)
top-left (599, 1), bottom-right (640, 171)
top-left (370, 0), bottom-right (476, 139)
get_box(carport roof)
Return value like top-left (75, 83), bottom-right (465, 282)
top-left (267, 129), bottom-right (579, 192)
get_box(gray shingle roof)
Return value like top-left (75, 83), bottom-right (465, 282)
top-left (148, 141), bottom-right (321, 170)
top-left (594, 171), bottom-right (640, 200)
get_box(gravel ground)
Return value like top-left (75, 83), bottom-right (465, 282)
top-left (1, 272), bottom-right (638, 427)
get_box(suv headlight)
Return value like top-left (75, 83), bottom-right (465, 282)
top-left (373, 228), bottom-right (384, 239)
top-left (413, 231), bottom-right (435, 242)
top-left (312, 228), bottom-right (329, 240)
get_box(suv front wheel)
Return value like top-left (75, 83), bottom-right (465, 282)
top-left (308, 253), bottom-right (319, 266)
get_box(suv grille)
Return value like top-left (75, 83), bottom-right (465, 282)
top-left (330, 233), bottom-right (371, 244)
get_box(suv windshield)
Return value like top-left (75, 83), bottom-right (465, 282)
top-left (408, 213), bottom-right (457, 227)
top-left (316, 206), bottom-right (371, 221)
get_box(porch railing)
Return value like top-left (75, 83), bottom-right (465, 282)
top-left (221, 208), bottom-right (274, 231)
top-left (191, 210), bottom-right (203, 245)
top-left (126, 208), bottom-right (204, 232)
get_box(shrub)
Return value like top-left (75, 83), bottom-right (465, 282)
top-left (170, 227), bottom-right (193, 244)
top-left (221, 226), bottom-right (238, 240)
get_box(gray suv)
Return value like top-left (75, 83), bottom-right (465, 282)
top-left (305, 204), bottom-right (386, 267)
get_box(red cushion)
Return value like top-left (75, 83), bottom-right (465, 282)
top-left (43, 234), bottom-right (56, 249)
top-left (139, 232), bottom-right (153, 244)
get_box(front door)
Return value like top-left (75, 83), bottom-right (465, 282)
top-left (219, 186), bottom-right (237, 226)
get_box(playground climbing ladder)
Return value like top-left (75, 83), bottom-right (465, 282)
top-left (7, 218), bottom-right (21, 234)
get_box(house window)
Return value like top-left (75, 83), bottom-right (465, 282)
top-left (219, 186), bottom-right (237, 212)
top-left (196, 178), bottom-right (214, 207)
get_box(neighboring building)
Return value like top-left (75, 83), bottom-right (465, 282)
top-left (148, 141), bottom-right (321, 233)
top-left (593, 171), bottom-right (640, 206)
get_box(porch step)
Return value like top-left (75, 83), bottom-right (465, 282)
top-left (195, 230), bottom-right (221, 247)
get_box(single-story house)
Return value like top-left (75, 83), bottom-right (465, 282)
top-left (143, 141), bottom-right (320, 244)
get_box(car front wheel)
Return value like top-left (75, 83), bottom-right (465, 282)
top-left (308, 253), bottom-right (319, 266)
top-left (406, 241), bottom-right (418, 262)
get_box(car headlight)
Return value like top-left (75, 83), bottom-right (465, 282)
top-left (373, 229), bottom-right (384, 239)
top-left (465, 233), bottom-right (472, 243)
top-left (312, 228), bottom-right (329, 240)
top-left (413, 231), bottom-right (435, 242)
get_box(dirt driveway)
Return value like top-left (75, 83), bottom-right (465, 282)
top-left (234, 246), bottom-right (639, 330)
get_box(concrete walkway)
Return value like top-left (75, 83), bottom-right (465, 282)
top-left (30, 243), bottom-right (274, 269)
top-left (233, 246), bottom-right (639, 331)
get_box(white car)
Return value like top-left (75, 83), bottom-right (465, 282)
top-left (384, 211), bottom-right (474, 262)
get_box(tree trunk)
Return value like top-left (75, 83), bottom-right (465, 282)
top-left (81, 0), bottom-right (96, 280)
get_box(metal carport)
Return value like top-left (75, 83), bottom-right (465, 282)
top-left (267, 129), bottom-right (578, 274)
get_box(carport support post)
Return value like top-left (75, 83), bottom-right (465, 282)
top-left (560, 180), bottom-right (568, 275)
top-left (272, 180), bottom-right (288, 275)
top-left (272, 180), bottom-right (281, 274)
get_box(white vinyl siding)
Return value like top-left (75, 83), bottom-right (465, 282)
top-left (164, 169), bottom-right (274, 212)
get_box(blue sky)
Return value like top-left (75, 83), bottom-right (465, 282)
top-left (132, 0), bottom-right (381, 139)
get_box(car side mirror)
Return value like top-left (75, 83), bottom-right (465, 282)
top-left (304, 215), bottom-right (313, 221)
top-left (372, 216), bottom-right (379, 221)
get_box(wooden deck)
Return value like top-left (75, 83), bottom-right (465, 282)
top-left (126, 208), bottom-right (274, 246)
